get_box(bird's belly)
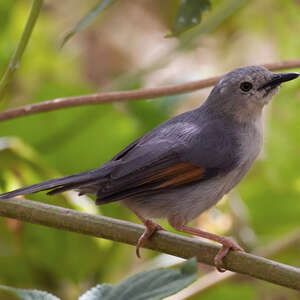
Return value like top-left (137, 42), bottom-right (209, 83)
top-left (122, 161), bottom-right (255, 224)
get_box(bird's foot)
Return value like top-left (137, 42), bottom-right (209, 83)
top-left (167, 223), bottom-right (245, 272)
top-left (136, 220), bottom-right (166, 258)
top-left (214, 237), bottom-right (244, 272)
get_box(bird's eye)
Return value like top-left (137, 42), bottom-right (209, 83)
top-left (240, 81), bottom-right (253, 92)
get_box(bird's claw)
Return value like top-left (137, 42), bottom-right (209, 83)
top-left (136, 221), bottom-right (166, 258)
top-left (214, 238), bottom-right (244, 272)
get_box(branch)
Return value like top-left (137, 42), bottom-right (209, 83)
top-left (0, 59), bottom-right (300, 122)
top-left (0, 197), bottom-right (299, 290)
top-left (166, 229), bottom-right (300, 299)
top-left (0, 0), bottom-right (43, 101)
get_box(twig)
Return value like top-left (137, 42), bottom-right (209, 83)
top-left (0, 0), bottom-right (43, 101)
top-left (166, 229), bottom-right (300, 300)
top-left (0, 197), bottom-right (299, 290)
top-left (0, 59), bottom-right (299, 122)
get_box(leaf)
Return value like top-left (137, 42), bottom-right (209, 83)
top-left (0, 259), bottom-right (197, 300)
top-left (170, 0), bottom-right (211, 36)
top-left (61, 0), bottom-right (118, 47)
top-left (79, 258), bottom-right (197, 300)
top-left (78, 284), bottom-right (113, 300)
top-left (0, 285), bottom-right (60, 300)
top-left (180, 256), bottom-right (198, 275)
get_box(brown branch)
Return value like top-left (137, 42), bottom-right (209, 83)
top-left (0, 197), bottom-right (300, 290)
top-left (166, 229), bottom-right (300, 300)
top-left (0, 59), bottom-right (299, 122)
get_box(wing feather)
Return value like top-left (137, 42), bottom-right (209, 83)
top-left (96, 162), bottom-right (205, 204)
top-left (96, 119), bottom-right (240, 204)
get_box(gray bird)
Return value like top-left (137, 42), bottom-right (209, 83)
top-left (0, 66), bottom-right (299, 270)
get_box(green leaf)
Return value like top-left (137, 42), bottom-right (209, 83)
top-left (61, 0), bottom-right (118, 47)
top-left (78, 284), bottom-right (113, 300)
top-left (170, 0), bottom-right (211, 36)
top-left (0, 260), bottom-right (197, 300)
top-left (0, 285), bottom-right (60, 300)
top-left (180, 257), bottom-right (198, 275)
top-left (79, 258), bottom-right (197, 300)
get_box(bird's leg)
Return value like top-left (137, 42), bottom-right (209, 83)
top-left (130, 209), bottom-right (166, 258)
top-left (169, 221), bottom-right (244, 272)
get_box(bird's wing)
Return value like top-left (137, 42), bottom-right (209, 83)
top-left (97, 121), bottom-right (239, 204)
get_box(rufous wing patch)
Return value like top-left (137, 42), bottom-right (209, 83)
top-left (97, 163), bottom-right (205, 203)
top-left (157, 166), bottom-right (204, 188)
top-left (141, 162), bottom-right (204, 188)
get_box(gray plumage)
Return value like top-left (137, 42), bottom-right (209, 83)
top-left (0, 66), bottom-right (298, 243)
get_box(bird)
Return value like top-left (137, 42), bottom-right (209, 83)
top-left (0, 66), bottom-right (299, 270)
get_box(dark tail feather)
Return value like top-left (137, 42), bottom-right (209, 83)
top-left (47, 178), bottom-right (101, 195)
top-left (0, 168), bottom-right (104, 199)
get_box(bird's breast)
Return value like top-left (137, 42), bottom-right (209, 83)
top-left (223, 119), bottom-right (263, 193)
top-left (238, 118), bottom-right (263, 165)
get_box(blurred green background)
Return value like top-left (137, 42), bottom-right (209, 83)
top-left (0, 0), bottom-right (299, 299)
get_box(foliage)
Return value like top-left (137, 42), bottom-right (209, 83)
top-left (61, 0), bottom-right (213, 47)
top-left (0, 0), bottom-right (43, 100)
top-left (170, 0), bottom-right (211, 36)
top-left (0, 0), bottom-right (300, 299)
top-left (0, 285), bottom-right (59, 300)
top-left (61, 0), bottom-right (119, 48)
top-left (0, 259), bottom-right (197, 300)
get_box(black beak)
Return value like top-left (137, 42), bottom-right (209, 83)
top-left (258, 72), bottom-right (299, 90)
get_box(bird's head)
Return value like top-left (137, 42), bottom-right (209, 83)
top-left (207, 66), bottom-right (299, 122)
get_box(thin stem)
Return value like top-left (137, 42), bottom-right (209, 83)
top-left (0, 59), bottom-right (299, 122)
top-left (0, 0), bottom-right (43, 101)
top-left (0, 197), bottom-right (299, 290)
top-left (166, 229), bottom-right (300, 300)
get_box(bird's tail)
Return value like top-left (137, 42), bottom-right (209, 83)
top-left (0, 168), bottom-right (104, 199)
